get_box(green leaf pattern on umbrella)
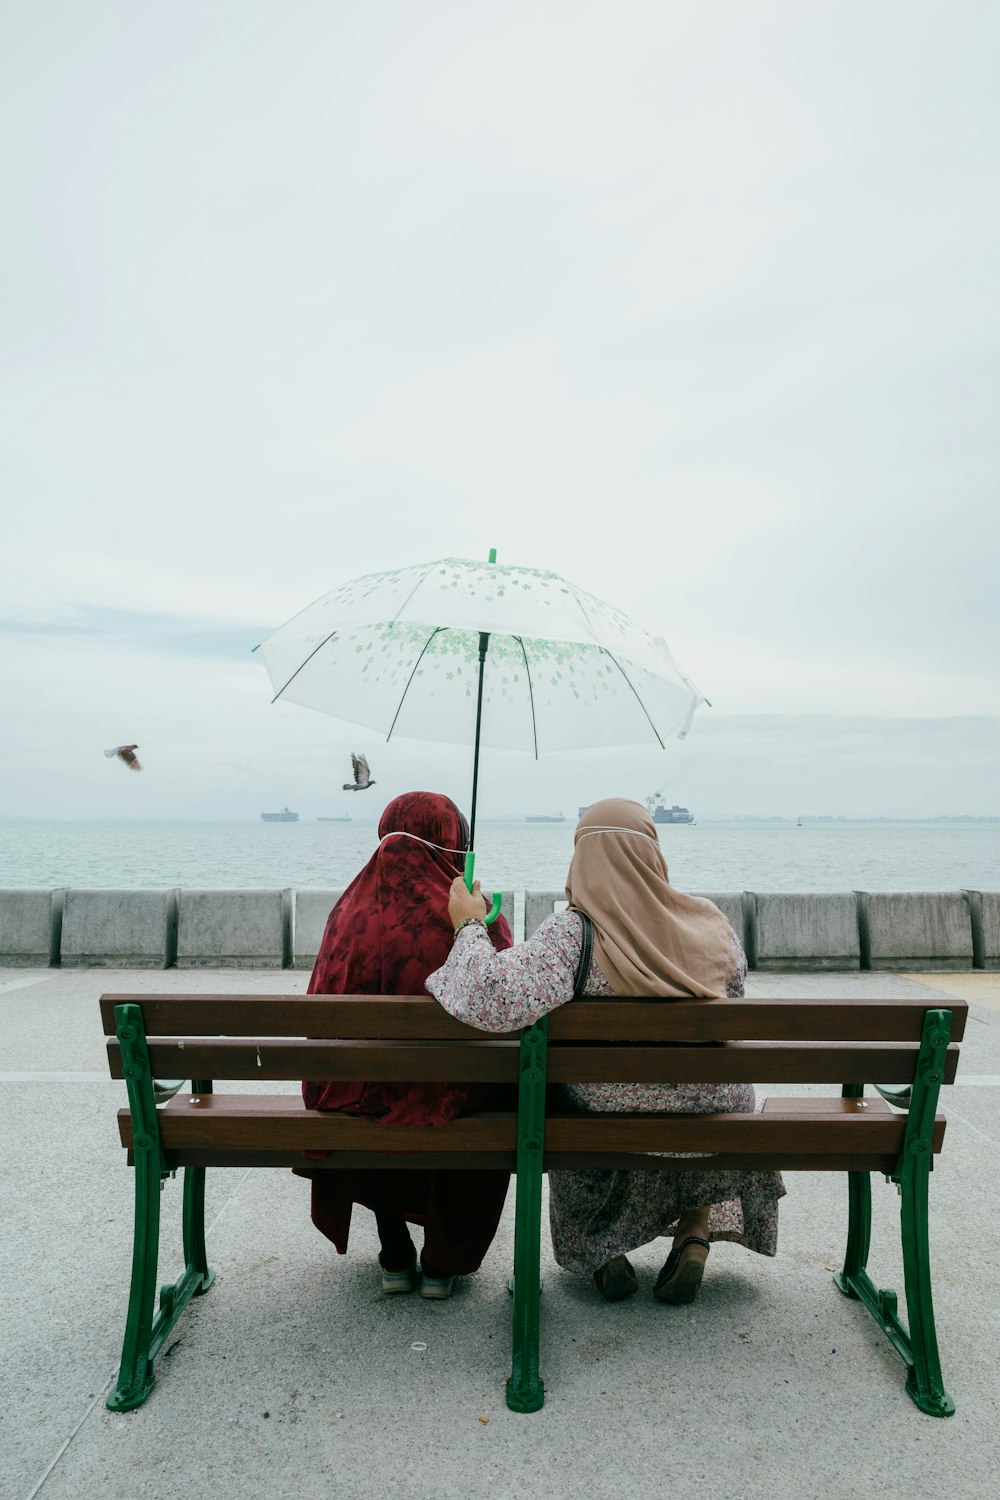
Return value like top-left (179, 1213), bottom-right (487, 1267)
top-left (257, 557), bottom-right (704, 753)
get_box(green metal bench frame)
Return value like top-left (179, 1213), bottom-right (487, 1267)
top-left (108, 1005), bottom-right (215, 1411)
top-left (833, 1009), bottom-right (955, 1418)
top-left (506, 1008), bottom-right (956, 1419)
top-left (107, 1003), bottom-right (956, 1418)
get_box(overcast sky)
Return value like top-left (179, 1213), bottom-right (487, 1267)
top-left (2, 1), bottom-right (998, 821)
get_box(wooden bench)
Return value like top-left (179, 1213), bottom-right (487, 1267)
top-left (101, 991), bottom-right (966, 1417)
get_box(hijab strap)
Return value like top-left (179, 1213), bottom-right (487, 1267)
top-left (379, 831), bottom-right (468, 856)
top-left (574, 826), bottom-right (660, 845)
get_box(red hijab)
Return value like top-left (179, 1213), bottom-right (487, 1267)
top-left (304, 790), bottom-right (513, 1125)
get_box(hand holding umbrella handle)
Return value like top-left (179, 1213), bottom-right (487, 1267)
top-left (463, 851), bottom-right (503, 926)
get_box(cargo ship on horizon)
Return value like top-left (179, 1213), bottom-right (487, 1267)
top-left (260, 807), bottom-right (298, 823)
top-left (646, 792), bottom-right (694, 824)
top-left (577, 797), bottom-right (695, 825)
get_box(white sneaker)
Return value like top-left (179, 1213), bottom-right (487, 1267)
top-left (380, 1259), bottom-right (419, 1294)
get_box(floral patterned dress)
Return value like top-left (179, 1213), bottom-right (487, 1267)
top-left (427, 910), bottom-right (785, 1276)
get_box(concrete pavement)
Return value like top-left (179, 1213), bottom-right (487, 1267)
top-left (2, 967), bottom-right (998, 1500)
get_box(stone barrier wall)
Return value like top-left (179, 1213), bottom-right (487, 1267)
top-left (0, 888), bottom-right (64, 967)
top-left (61, 888), bottom-right (178, 968)
top-left (292, 889), bottom-right (345, 969)
top-left (0, 888), bottom-right (996, 971)
top-left (176, 889), bottom-right (292, 968)
top-left (860, 891), bottom-right (975, 970)
top-left (746, 893), bottom-right (861, 972)
top-left (975, 890), bottom-right (1000, 970)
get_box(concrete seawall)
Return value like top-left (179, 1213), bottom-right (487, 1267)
top-left (1, 887), bottom-right (996, 970)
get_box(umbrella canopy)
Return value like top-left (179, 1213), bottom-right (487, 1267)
top-left (256, 556), bottom-right (705, 755)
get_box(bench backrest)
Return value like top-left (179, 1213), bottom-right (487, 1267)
top-left (101, 993), bottom-right (967, 1089)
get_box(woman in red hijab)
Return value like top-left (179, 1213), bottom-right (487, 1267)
top-left (300, 790), bottom-right (514, 1298)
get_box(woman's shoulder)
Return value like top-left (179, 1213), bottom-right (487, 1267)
top-left (533, 907), bottom-right (586, 945)
top-left (527, 908), bottom-right (587, 969)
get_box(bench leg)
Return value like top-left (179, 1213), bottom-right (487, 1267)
top-left (897, 1012), bottom-right (955, 1417)
top-left (180, 1083), bottom-right (216, 1296)
top-left (507, 1020), bottom-right (547, 1414)
top-left (835, 1169), bottom-right (872, 1292)
top-left (181, 1165), bottom-right (216, 1294)
top-left (143, 1088), bottom-right (219, 1385)
top-left (835, 1086), bottom-right (873, 1296)
top-left (509, 1162), bottom-right (544, 1413)
top-left (898, 1147), bottom-right (954, 1417)
top-left (107, 1071), bottom-right (216, 1413)
top-left (107, 1138), bottom-right (162, 1411)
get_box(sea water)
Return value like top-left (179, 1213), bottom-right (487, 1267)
top-left (1, 819), bottom-right (997, 893)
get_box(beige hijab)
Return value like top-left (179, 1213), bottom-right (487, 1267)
top-left (565, 798), bottom-right (735, 999)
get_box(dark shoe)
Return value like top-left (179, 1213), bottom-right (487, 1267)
top-left (593, 1255), bottom-right (639, 1302)
top-left (653, 1236), bottom-right (711, 1305)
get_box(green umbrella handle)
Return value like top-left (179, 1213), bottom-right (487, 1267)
top-left (464, 850), bottom-right (503, 926)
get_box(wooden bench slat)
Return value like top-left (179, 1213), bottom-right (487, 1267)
top-left (154, 1148), bottom-right (907, 1173)
top-left (100, 994), bottom-right (968, 1043)
top-left (154, 1149), bottom-right (518, 1170)
top-left (119, 1095), bottom-right (944, 1156)
top-left (102, 996), bottom-right (498, 1040)
top-left (146, 1097), bottom-right (920, 1174)
top-left (108, 1036), bottom-right (960, 1086)
top-left (554, 999), bottom-right (967, 1043)
top-left (121, 1100), bottom-right (516, 1152)
top-left (543, 1110), bottom-right (945, 1154)
top-left (548, 1042), bottom-right (959, 1085)
top-left (109, 1037), bottom-right (520, 1082)
top-left (540, 1152), bottom-right (910, 1173)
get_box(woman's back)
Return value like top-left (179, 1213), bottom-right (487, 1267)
top-left (297, 789), bottom-right (514, 1292)
top-left (427, 797), bottom-right (784, 1294)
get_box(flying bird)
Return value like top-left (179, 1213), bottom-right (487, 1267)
top-left (343, 752), bottom-right (375, 791)
top-left (105, 744), bottom-right (142, 772)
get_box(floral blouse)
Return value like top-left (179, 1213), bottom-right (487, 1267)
top-left (426, 908), bottom-right (748, 1116)
top-left (427, 909), bottom-right (784, 1274)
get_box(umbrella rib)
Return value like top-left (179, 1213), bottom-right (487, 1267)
top-left (567, 582), bottom-right (604, 646)
top-left (270, 631), bottom-right (339, 704)
top-left (601, 649), bottom-right (666, 749)
top-left (386, 627), bottom-right (444, 741)
top-left (514, 636), bottom-right (539, 759)
top-left (389, 561), bottom-right (435, 625)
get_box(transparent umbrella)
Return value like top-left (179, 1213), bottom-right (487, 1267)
top-left (255, 552), bottom-right (707, 911)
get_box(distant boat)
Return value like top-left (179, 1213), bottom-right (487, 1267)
top-left (645, 792), bottom-right (694, 825)
top-left (796, 817), bottom-right (803, 828)
top-left (579, 805), bottom-right (590, 818)
top-left (526, 813), bottom-right (566, 823)
top-left (261, 807), bottom-right (298, 823)
top-left (317, 815), bottom-right (352, 822)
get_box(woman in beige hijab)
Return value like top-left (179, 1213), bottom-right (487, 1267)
top-left (427, 798), bottom-right (784, 1303)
